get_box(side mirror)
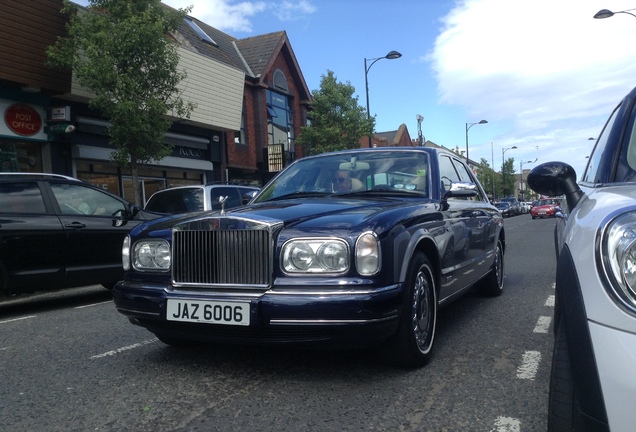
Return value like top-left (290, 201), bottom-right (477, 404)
top-left (527, 162), bottom-right (584, 211)
top-left (443, 182), bottom-right (478, 199)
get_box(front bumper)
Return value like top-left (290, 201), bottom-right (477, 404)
top-left (112, 281), bottom-right (405, 347)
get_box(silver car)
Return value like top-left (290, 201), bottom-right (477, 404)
top-left (528, 84), bottom-right (636, 432)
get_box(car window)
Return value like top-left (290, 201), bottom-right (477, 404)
top-left (145, 188), bottom-right (203, 213)
top-left (253, 150), bottom-right (430, 202)
top-left (581, 103), bottom-right (619, 184)
top-left (438, 155), bottom-right (463, 196)
top-left (51, 183), bottom-right (126, 216)
top-left (0, 182), bottom-right (46, 213)
top-left (210, 187), bottom-right (241, 210)
top-left (452, 158), bottom-right (486, 201)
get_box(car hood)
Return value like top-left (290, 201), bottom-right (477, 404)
top-left (133, 197), bottom-right (441, 235)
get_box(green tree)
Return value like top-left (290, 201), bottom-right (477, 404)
top-left (47, 0), bottom-right (195, 205)
top-left (296, 70), bottom-right (374, 156)
top-left (501, 157), bottom-right (516, 197)
top-left (475, 157), bottom-right (499, 199)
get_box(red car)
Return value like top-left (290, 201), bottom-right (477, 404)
top-left (530, 198), bottom-right (561, 219)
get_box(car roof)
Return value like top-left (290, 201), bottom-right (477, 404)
top-left (0, 172), bottom-right (80, 181)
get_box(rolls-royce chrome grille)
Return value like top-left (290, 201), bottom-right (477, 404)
top-left (172, 229), bottom-right (272, 287)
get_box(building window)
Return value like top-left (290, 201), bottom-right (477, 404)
top-left (266, 90), bottom-right (294, 159)
top-left (185, 17), bottom-right (217, 46)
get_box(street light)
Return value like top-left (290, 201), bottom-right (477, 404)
top-left (465, 120), bottom-right (488, 162)
top-left (501, 146), bottom-right (517, 197)
top-left (594, 8), bottom-right (636, 19)
top-left (364, 50), bottom-right (402, 147)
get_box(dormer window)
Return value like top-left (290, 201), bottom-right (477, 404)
top-left (185, 17), bottom-right (217, 46)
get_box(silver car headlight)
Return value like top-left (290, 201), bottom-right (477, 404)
top-left (281, 238), bottom-right (349, 274)
top-left (132, 239), bottom-right (171, 271)
top-left (356, 232), bottom-right (380, 276)
top-left (602, 212), bottom-right (636, 312)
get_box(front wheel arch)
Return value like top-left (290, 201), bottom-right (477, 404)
top-left (386, 251), bottom-right (438, 368)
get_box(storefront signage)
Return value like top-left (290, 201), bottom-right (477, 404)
top-left (4, 104), bottom-right (42, 136)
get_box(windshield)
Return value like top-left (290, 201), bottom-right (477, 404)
top-left (254, 150), bottom-right (430, 203)
top-left (537, 199), bottom-right (559, 206)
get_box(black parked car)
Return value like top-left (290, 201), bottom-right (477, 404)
top-left (113, 147), bottom-right (505, 367)
top-left (0, 173), bottom-right (161, 295)
top-left (500, 197), bottom-right (521, 216)
top-left (495, 201), bottom-right (512, 217)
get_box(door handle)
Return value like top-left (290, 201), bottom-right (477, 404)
top-left (65, 222), bottom-right (86, 229)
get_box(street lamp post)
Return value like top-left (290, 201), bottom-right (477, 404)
top-left (465, 120), bottom-right (488, 162)
top-left (501, 146), bottom-right (517, 197)
top-left (364, 50), bottom-right (402, 148)
top-left (594, 8), bottom-right (636, 19)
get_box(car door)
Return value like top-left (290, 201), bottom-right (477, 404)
top-left (452, 157), bottom-right (497, 258)
top-left (0, 181), bottom-right (66, 293)
top-left (437, 155), bottom-right (476, 296)
top-left (49, 182), bottom-right (136, 287)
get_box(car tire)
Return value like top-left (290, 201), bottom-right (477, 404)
top-left (476, 240), bottom-right (504, 297)
top-left (387, 252), bottom-right (437, 368)
top-left (547, 318), bottom-right (575, 431)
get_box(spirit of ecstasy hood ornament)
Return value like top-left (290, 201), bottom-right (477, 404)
top-left (218, 195), bottom-right (228, 215)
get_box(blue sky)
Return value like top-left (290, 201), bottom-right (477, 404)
top-left (74, 0), bottom-right (636, 178)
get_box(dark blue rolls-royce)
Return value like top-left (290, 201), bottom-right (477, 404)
top-left (113, 147), bottom-right (505, 367)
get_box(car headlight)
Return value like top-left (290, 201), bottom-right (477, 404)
top-left (356, 232), bottom-right (380, 276)
top-left (282, 238), bottom-right (349, 274)
top-left (132, 239), bottom-right (171, 271)
top-left (602, 212), bottom-right (636, 312)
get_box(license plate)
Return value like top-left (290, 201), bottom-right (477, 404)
top-left (539, 210), bottom-right (546, 214)
top-left (166, 299), bottom-right (250, 326)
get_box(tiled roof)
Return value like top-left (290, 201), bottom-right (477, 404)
top-left (234, 31), bottom-right (286, 78)
top-left (176, 16), bottom-right (287, 81)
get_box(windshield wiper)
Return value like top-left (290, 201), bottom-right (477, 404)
top-left (266, 191), bottom-right (332, 201)
top-left (339, 189), bottom-right (426, 198)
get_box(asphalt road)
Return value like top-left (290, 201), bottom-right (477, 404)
top-left (0, 213), bottom-right (557, 431)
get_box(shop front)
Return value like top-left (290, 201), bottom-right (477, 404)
top-left (70, 116), bottom-right (221, 204)
top-left (0, 98), bottom-right (49, 173)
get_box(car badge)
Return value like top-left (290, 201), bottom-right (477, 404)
top-left (219, 195), bottom-right (228, 215)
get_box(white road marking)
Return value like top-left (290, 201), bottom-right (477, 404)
top-left (545, 295), bottom-right (555, 307)
top-left (533, 316), bottom-right (552, 333)
top-left (491, 416), bottom-right (521, 432)
top-left (74, 300), bottom-right (113, 309)
top-left (90, 338), bottom-right (158, 359)
top-left (0, 315), bottom-right (36, 325)
top-left (517, 350), bottom-right (541, 380)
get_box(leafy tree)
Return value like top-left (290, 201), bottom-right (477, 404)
top-left (47, 0), bottom-right (195, 205)
top-left (296, 70), bottom-right (374, 155)
top-left (475, 158), bottom-right (500, 199)
top-left (501, 157), bottom-right (516, 197)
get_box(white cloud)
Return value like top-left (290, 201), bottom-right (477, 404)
top-left (275, 0), bottom-right (317, 21)
top-left (431, 0), bottom-right (636, 176)
top-left (163, 0), bottom-right (316, 32)
top-left (163, 0), bottom-right (267, 32)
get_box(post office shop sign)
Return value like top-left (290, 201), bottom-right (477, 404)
top-left (1, 100), bottom-right (46, 140)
